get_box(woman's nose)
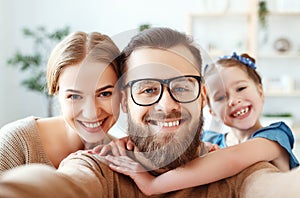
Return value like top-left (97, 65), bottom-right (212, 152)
top-left (82, 98), bottom-right (102, 119)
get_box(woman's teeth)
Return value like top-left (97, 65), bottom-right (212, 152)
top-left (82, 121), bottom-right (103, 128)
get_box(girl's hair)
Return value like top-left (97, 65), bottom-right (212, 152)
top-left (204, 53), bottom-right (262, 106)
top-left (118, 27), bottom-right (203, 78)
top-left (47, 31), bottom-right (120, 95)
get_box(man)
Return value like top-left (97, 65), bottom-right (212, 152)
top-left (0, 27), bottom-right (289, 197)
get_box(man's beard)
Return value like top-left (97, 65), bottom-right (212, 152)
top-left (127, 109), bottom-right (203, 171)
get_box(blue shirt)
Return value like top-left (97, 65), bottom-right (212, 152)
top-left (202, 122), bottom-right (299, 169)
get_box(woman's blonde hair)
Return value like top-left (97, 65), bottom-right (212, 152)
top-left (46, 31), bottom-right (120, 95)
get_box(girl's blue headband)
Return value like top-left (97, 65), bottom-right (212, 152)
top-left (218, 52), bottom-right (257, 70)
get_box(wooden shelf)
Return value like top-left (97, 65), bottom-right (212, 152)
top-left (265, 91), bottom-right (300, 97)
top-left (268, 11), bottom-right (300, 16)
top-left (188, 12), bottom-right (249, 17)
top-left (258, 51), bottom-right (300, 58)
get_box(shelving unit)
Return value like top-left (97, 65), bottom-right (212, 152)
top-left (186, 0), bottom-right (300, 127)
top-left (186, 0), bottom-right (257, 57)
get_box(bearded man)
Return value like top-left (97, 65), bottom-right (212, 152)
top-left (0, 27), bottom-right (287, 198)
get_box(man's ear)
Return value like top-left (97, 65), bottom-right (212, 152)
top-left (121, 90), bottom-right (128, 113)
top-left (201, 84), bottom-right (207, 107)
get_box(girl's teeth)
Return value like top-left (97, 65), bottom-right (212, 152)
top-left (233, 107), bottom-right (249, 117)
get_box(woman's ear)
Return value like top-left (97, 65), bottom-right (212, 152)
top-left (121, 90), bottom-right (128, 113)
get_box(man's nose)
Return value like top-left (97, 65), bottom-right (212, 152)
top-left (154, 87), bottom-right (180, 112)
top-left (82, 98), bottom-right (101, 119)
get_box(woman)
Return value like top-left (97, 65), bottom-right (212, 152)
top-left (0, 31), bottom-right (120, 173)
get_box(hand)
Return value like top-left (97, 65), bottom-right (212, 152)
top-left (92, 137), bottom-right (134, 156)
top-left (105, 155), bottom-right (157, 196)
top-left (208, 144), bottom-right (220, 152)
top-left (204, 142), bottom-right (221, 152)
top-left (105, 155), bottom-right (146, 177)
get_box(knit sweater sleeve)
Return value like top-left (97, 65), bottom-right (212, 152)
top-left (0, 117), bottom-right (52, 174)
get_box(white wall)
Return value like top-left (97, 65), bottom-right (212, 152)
top-left (0, 0), bottom-right (212, 127)
top-left (1, 0), bottom-right (300, 132)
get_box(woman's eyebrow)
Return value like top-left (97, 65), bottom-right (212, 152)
top-left (65, 89), bottom-right (82, 94)
top-left (96, 85), bottom-right (114, 93)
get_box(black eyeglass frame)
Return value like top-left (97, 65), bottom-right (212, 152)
top-left (123, 75), bottom-right (202, 106)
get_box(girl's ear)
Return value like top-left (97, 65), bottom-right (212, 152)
top-left (258, 84), bottom-right (264, 98)
top-left (121, 90), bottom-right (128, 113)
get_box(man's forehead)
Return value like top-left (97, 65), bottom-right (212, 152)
top-left (125, 47), bottom-right (200, 80)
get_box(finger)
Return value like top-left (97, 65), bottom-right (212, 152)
top-left (105, 155), bottom-right (123, 165)
top-left (126, 140), bottom-right (135, 151)
top-left (105, 155), bottom-right (133, 167)
top-left (105, 155), bottom-right (145, 173)
top-left (93, 145), bottom-right (104, 154)
top-left (115, 140), bottom-right (127, 156)
top-left (99, 145), bottom-right (112, 156)
top-left (108, 163), bottom-right (132, 176)
top-left (111, 144), bottom-right (121, 156)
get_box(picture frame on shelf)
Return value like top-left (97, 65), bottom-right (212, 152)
top-left (263, 75), bottom-right (295, 94)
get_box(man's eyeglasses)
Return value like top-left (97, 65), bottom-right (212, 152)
top-left (123, 75), bottom-right (202, 106)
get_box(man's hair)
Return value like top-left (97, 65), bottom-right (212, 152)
top-left (118, 27), bottom-right (202, 79)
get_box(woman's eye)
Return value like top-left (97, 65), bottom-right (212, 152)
top-left (67, 94), bottom-right (82, 100)
top-left (99, 91), bottom-right (112, 97)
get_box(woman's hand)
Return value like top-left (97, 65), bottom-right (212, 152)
top-left (93, 136), bottom-right (134, 156)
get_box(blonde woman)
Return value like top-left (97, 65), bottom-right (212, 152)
top-left (0, 31), bottom-right (120, 172)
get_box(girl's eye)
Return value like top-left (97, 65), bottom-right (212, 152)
top-left (67, 94), bottom-right (82, 100)
top-left (237, 86), bottom-right (246, 92)
top-left (215, 95), bottom-right (226, 102)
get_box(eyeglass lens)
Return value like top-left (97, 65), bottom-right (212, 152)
top-left (131, 76), bottom-right (200, 106)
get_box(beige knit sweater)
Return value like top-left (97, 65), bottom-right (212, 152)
top-left (0, 154), bottom-right (279, 197)
top-left (0, 116), bottom-right (53, 174)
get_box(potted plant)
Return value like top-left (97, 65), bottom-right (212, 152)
top-left (7, 26), bottom-right (70, 116)
top-left (258, 0), bottom-right (269, 29)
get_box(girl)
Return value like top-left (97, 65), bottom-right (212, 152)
top-left (104, 52), bottom-right (299, 196)
top-left (0, 31), bottom-right (120, 173)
